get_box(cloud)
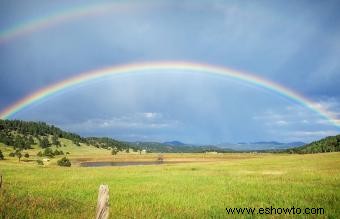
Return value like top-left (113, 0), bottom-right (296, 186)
top-left (254, 97), bottom-right (340, 127)
top-left (276, 120), bottom-right (288, 126)
top-left (61, 112), bottom-right (181, 133)
top-left (292, 130), bottom-right (339, 137)
top-left (143, 112), bottom-right (158, 119)
top-left (1, 0), bottom-right (340, 143)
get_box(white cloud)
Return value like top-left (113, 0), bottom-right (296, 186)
top-left (143, 112), bottom-right (158, 119)
top-left (62, 112), bottom-right (181, 132)
top-left (276, 120), bottom-right (288, 126)
top-left (292, 130), bottom-right (338, 137)
top-left (254, 99), bottom-right (340, 128)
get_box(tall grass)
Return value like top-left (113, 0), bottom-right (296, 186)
top-left (0, 152), bottom-right (339, 218)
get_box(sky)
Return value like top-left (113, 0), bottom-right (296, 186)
top-left (0, 0), bottom-right (340, 144)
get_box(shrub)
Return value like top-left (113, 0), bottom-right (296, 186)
top-left (157, 154), bottom-right (164, 161)
top-left (24, 153), bottom-right (29, 158)
top-left (37, 151), bottom-right (43, 157)
top-left (57, 157), bottom-right (71, 167)
top-left (111, 148), bottom-right (119, 155)
top-left (43, 148), bottom-right (54, 158)
top-left (9, 152), bottom-right (15, 157)
top-left (54, 149), bottom-right (64, 156)
top-left (36, 159), bottom-right (44, 165)
top-left (0, 150), bottom-right (4, 160)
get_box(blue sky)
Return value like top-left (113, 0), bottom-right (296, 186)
top-left (1, 0), bottom-right (340, 144)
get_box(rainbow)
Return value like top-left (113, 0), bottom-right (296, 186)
top-left (0, 61), bottom-right (339, 128)
top-left (0, 2), bottom-right (137, 43)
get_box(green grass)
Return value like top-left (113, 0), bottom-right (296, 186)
top-left (0, 143), bottom-right (339, 218)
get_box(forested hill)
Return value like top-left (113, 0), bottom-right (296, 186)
top-left (0, 119), bottom-right (232, 153)
top-left (2, 119), bottom-right (339, 154)
top-left (0, 119), bottom-right (131, 151)
top-left (287, 134), bottom-right (340, 154)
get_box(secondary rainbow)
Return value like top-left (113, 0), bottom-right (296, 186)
top-left (0, 2), bottom-right (136, 43)
top-left (0, 61), bottom-right (339, 127)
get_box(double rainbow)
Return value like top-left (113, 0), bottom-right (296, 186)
top-left (0, 2), bottom-right (136, 43)
top-left (0, 4), bottom-right (339, 127)
top-left (0, 61), bottom-right (339, 128)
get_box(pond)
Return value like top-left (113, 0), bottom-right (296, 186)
top-left (80, 161), bottom-right (167, 167)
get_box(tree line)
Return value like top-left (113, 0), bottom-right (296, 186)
top-left (287, 134), bottom-right (340, 154)
top-left (0, 119), bottom-right (133, 151)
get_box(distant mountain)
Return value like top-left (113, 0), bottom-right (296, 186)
top-left (217, 141), bottom-right (305, 151)
top-left (287, 135), bottom-right (340, 154)
top-left (285, 142), bottom-right (306, 147)
top-left (252, 141), bottom-right (284, 145)
top-left (163, 141), bottom-right (186, 146)
top-left (129, 141), bottom-right (233, 153)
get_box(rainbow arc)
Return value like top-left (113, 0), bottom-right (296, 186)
top-left (0, 61), bottom-right (339, 128)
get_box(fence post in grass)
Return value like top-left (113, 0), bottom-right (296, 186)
top-left (0, 175), bottom-right (2, 189)
top-left (96, 185), bottom-right (109, 219)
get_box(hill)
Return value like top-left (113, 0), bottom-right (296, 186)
top-left (287, 134), bottom-right (340, 154)
top-left (0, 119), bottom-right (132, 152)
top-left (0, 119), bottom-right (231, 153)
top-left (163, 140), bottom-right (186, 146)
top-left (1, 119), bottom-right (337, 154)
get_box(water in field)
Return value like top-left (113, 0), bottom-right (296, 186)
top-left (80, 161), bottom-right (166, 167)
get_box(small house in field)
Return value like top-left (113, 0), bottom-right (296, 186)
top-left (205, 151), bottom-right (218, 154)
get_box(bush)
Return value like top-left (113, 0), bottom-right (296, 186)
top-left (54, 149), bottom-right (64, 156)
top-left (43, 148), bottom-right (54, 158)
top-left (36, 159), bottom-right (44, 165)
top-left (157, 154), bottom-right (164, 161)
top-left (24, 153), bottom-right (29, 158)
top-left (9, 152), bottom-right (15, 157)
top-left (57, 157), bottom-right (71, 167)
top-left (0, 150), bottom-right (4, 160)
top-left (37, 151), bottom-right (43, 157)
top-left (111, 148), bottom-right (119, 155)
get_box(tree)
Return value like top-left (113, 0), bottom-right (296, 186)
top-left (43, 148), bottom-right (54, 158)
top-left (111, 148), bottom-right (119, 156)
top-left (16, 152), bottom-right (22, 162)
top-left (0, 150), bottom-right (4, 160)
top-left (57, 157), bottom-right (71, 167)
top-left (73, 139), bottom-right (80, 146)
top-left (36, 159), bottom-right (44, 165)
top-left (54, 149), bottom-right (64, 155)
top-left (9, 152), bottom-right (15, 157)
top-left (28, 136), bottom-right (35, 145)
top-left (40, 137), bottom-right (50, 148)
top-left (52, 135), bottom-right (61, 147)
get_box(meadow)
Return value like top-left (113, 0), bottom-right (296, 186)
top-left (0, 143), bottom-right (339, 218)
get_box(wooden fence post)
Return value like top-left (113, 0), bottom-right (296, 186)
top-left (0, 175), bottom-right (2, 189)
top-left (96, 185), bottom-right (109, 219)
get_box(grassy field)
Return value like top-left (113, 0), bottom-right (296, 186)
top-left (0, 143), bottom-right (339, 218)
